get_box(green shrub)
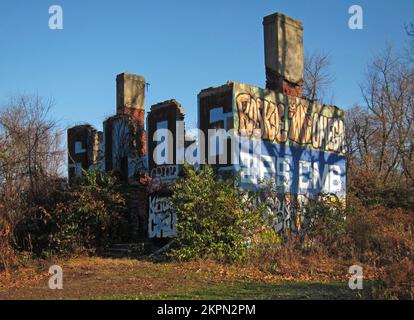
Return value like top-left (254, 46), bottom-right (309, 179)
top-left (168, 164), bottom-right (265, 262)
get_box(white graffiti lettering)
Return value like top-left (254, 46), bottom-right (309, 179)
top-left (148, 196), bottom-right (177, 238)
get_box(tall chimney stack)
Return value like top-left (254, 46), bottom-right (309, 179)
top-left (116, 72), bottom-right (146, 119)
top-left (113, 72), bottom-right (147, 158)
top-left (263, 13), bottom-right (304, 97)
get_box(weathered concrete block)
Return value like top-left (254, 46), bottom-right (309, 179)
top-left (263, 13), bottom-right (304, 95)
top-left (116, 72), bottom-right (146, 118)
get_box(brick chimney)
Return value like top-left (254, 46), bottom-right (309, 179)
top-left (114, 72), bottom-right (147, 158)
top-left (263, 13), bottom-right (304, 97)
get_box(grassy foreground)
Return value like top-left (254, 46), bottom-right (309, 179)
top-left (100, 281), bottom-right (375, 300)
top-left (0, 257), bottom-right (375, 300)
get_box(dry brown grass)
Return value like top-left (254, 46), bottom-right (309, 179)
top-left (378, 258), bottom-right (414, 299)
top-left (0, 223), bottom-right (18, 274)
top-left (246, 242), bottom-right (381, 283)
top-left (245, 202), bottom-right (414, 299)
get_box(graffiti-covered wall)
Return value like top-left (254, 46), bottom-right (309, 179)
top-left (146, 100), bottom-right (185, 239)
top-left (233, 83), bottom-right (346, 198)
top-left (198, 81), bottom-right (346, 232)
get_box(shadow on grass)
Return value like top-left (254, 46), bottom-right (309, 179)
top-left (96, 280), bottom-right (377, 300)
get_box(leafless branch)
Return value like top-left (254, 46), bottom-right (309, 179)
top-left (303, 51), bottom-right (334, 103)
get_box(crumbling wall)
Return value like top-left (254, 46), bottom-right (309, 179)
top-left (146, 100), bottom-right (185, 239)
top-left (103, 115), bottom-right (147, 181)
top-left (198, 83), bottom-right (234, 175)
top-left (197, 81), bottom-right (346, 233)
top-left (147, 99), bottom-right (184, 173)
top-left (67, 124), bottom-right (102, 183)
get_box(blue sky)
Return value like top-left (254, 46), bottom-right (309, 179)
top-left (0, 0), bottom-right (412, 131)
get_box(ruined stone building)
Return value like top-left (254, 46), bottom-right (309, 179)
top-left (67, 12), bottom-right (346, 240)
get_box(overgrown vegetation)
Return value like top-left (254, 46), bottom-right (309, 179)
top-left (342, 41), bottom-right (414, 299)
top-left (13, 170), bottom-right (129, 257)
top-left (0, 95), bottom-right (131, 269)
top-left (243, 194), bottom-right (413, 299)
top-left (0, 95), bottom-right (64, 271)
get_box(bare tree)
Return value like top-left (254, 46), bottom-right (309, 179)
top-left (0, 95), bottom-right (64, 227)
top-left (347, 46), bottom-right (414, 185)
top-left (303, 51), bottom-right (334, 102)
top-left (345, 105), bottom-right (376, 170)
